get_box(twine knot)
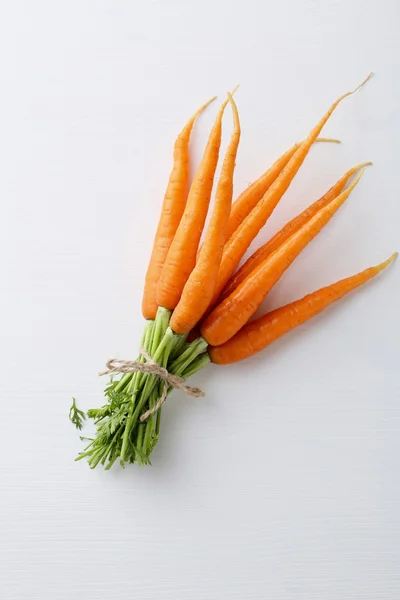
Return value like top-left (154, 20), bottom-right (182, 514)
top-left (99, 348), bottom-right (204, 422)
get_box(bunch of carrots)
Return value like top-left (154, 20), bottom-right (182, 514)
top-left (75, 74), bottom-right (396, 469)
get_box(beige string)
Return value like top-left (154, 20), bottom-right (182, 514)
top-left (99, 348), bottom-right (204, 422)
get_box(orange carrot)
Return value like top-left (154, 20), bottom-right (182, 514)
top-left (201, 169), bottom-right (366, 346)
top-left (142, 96), bottom-right (216, 320)
top-left (170, 94), bottom-right (241, 334)
top-left (209, 74), bottom-right (372, 308)
top-left (226, 138), bottom-right (340, 241)
top-left (157, 93), bottom-right (234, 311)
top-left (210, 253), bottom-right (397, 364)
top-left (220, 162), bottom-right (372, 300)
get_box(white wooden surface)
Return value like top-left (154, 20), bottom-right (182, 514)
top-left (1, 1), bottom-right (399, 598)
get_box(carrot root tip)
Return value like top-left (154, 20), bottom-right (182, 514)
top-left (353, 72), bottom-right (374, 94)
top-left (231, 84), bottom-right (240, 95)
top-left (316, 137), bottom-right (342, 144)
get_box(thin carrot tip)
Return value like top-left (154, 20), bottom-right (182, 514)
top-left (355, 167), bottom-right (365, 179)
top-left (350, 72), bottom-right (373, 95)
top-left (353, 166), bottom-right (367, 182)
top-left (353, 161), bottom-right (373, 173)
top-left (196, 95), bottom-right (218, 113)
top-left (378, 252), bottom-right (398, 271)
top-left (200, 96), bottom-right (218, 111)
top-left (316, 137), bottom-right (342, 144)
top-left (341, 162), bottom-right (372, 193)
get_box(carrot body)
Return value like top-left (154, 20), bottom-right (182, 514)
top-left (201, 169), bottom-right (366, 347)
top-left (225, 138), bottom-right (340, 242)
top-left (209, 75), bottom-right (372, 308)
top-left (210, 253), bottom-right (397, 364)
top-left (170, 94), bottom-right (241, 334)
top-left (226, 144), bottom-right (300, 240)
top-left (142, 96), bottom-right (216, 319)
top-left (220, 162), bottom-right (371, 301)
top-left (157, 96), bottom-right (231, 311)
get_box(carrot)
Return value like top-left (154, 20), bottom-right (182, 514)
top-left (157, 92), bottom-right (235, 311)
top-left (210, 253), bottom-right (397, 364)
top-left (220, 162), bottom-right (372, 301)
top-left (209, 74), bottom-right (372, 308)
top-left (170, 93), bottom-right (241, 334)
top-left (225, 138), bottom-right (340, 241)
top-left (201, 168), bottom-right (367, 346)
top-left (142, 96), bottom-right (216, 320)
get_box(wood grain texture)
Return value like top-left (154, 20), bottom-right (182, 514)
top-left (0, 1), bottom-right (399, 598)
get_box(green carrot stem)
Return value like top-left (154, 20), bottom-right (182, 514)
top-left (113, 319), bottom-right (154, 394)
top-left (143, 342), bottom-right (210, 454)
top-left (120, 327), bottom-right (181, 462)
top-left (138, 307), bottom-right (172, 454)
top-left (169, 331), bottom-right (189, 360)
top-left (129, 328), bottom-right (178, 424)
top-left (119, 319), bottom-right (157, 463)
top-left (169, 336), bottom-right (208, 374)
top-left (151, 307), bottom-right (172, 354)
top-left (181, 352), bottom-right (211, 378)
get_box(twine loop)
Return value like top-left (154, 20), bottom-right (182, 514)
top-left (99, 348), bottom-right (204, 422)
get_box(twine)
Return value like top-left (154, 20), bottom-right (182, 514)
top-left (100, 348), bottom-right (204, 422)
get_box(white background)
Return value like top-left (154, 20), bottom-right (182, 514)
top-left (1, 1), bottom-right (399, 599)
